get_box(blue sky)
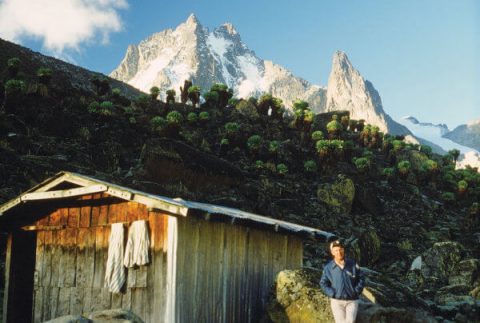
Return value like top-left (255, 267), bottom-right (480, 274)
top-left (0, 0), bottom-right (478, 129)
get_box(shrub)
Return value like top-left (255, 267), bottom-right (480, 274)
top-left (247, 135), bottom-right (263, 152)
top-left (448, 149), bottom-right (461, 163)
top-left (203, 91), bottom-right (219, 105)
top-left (150, 86), bottom-right (160, 100)
top-left (180, 80), bottom-right (192, 104)
top-left (4, 79), bottom-right (26, 95)
top-left (188, 85), bottom-right (201, 107)
top-left (304, 110), bottom-right (314, 124)
top-left (220, 138), bottom-right (229, 146)
top-left (198, 111), bottom-right (210, 122)
top-left (458, 180), bottom-right (468, 194)
top-left (210, 83), bottom-right (233, 107)
top-left (166, 89), bottom-right (176, 104)
top-left (330, 140), bottom-right (344, 158)
top-left (276, 163), bottom-right (288, 175)
top-left (7, 57), bottom-right (20, 76)
top-left (112, 88), bottom-right (121, 98)
top-left (255, 160), bottom-right (264, 169)
top-left (37, 67), bottom-right (52, 84)
top-left (326, 117), bottom-right (342, 137)
top-left (421, 159), bottom-right (439, 174)
top-left (397, 160), bottom-right (411, 176)
top-left (224, 122), bottom-right (240, 136)
top-left (150, 116), bottom-right (166, 130)
top-left (268, 140), bottom-right (280, 154)
top-left (316, 140), bottom-right (331, 158)
top-left (293, 99), bottom-right (309, 111)
top-left (98, 101), bottom-right (113, 116)
top-left (228, 98), bottom-right (239, 106)
top-left (187, 112), bottom-right (198, 123)
top-left (135, 94), bottom-right (150, 110)
top-left (442, 192), bottom-right (455, 202)
top-left (382, 167), bottom-right (395, 178)
top-left (311, 131), bottom-right (324, 142)
top-left (420, 145), bottom-right (432, 156)
top-left (353, 157), bottom-right (370, 173)
top-left (88, 101), bottom-right (100, 114)
top-left (304, 160), bottom-right (317, 173)
top-left (392, 140), bottom-right (405, 153)
top-left (166, 111), bottom-right (184, 125)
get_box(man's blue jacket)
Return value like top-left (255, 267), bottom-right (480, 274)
top-left (320, 258), bottom-right (365, 300)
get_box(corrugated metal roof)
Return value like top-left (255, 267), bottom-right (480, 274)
top-left (0, 171), bottom-right (336, 241)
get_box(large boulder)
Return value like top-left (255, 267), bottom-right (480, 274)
top-left (44, 315), bottom-right (90, 323)
top-left (448, 258), bottom-right (480, 286)
top-left (44, 309), bottom-right (144, 323)
top-left (317, 175), bottom-right (355, 214)
top-left (266, 268), bottom-right (333, 323)
top-left (265, 268), bottom-right (436, 323)
top-left (87, 309), bottom-right (144, 322)
top-left (420, 241), bottom-right (465, 286)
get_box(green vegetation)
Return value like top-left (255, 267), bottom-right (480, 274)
top-left (188, 85), bottom-right (201, 108)
top-left (311, 131), bottom-right (324, 142)
top-left (353, 157), bottom-right (370, 173)
top-left (166, 89), bottom-right (176, 104)
top-left (187, 112), bottom-right (198, 124)
top-left (166, 111), bottom-right (184, 125)
top-left (247, 135), bottom-right (263, 152)
top-left (4, 79), bottom-right (25, 95)
top-left (7, 57), bottom-right (20, 76)
top-left (397, 160), bottom-right (411, 177)
top-left (276, 163), bottom-right (288, 175)
top-left (268, 140), bottom-right (280, 154)
top-left (304, 160), bottom-right (317, 173)
top-left (198, 111), bottom-right (210, 122)
top-left (37, 67), bottom-right (52, 85)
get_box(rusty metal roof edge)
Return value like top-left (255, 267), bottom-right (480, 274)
top-left (0, 171), bottom-right (336, 240)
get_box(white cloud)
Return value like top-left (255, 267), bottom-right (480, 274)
top-left (0, 0), bottom-right (128, 54)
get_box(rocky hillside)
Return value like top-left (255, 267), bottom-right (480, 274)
top-left (1, 39), bottom-right (480, 322)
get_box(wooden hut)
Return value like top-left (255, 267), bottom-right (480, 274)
top-left (0, 171), bottom-right (335, 323)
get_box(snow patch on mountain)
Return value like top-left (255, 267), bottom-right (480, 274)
top-left (400, 116), bottom-right (480, 170)
top-left (399, 116), bottom-right (475, 154)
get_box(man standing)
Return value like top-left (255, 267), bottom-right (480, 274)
top-left (320, 240), bottom-right (365, 323)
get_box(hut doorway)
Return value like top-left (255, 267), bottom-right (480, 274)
top-left (5, 230), bottom-right (37, 323)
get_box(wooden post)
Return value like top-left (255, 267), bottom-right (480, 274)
top-left (2, 233), bottom-right (12, 323)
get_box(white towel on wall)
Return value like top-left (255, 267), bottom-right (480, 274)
top-left (104, 223), bottom-right (125, 293)
top-left (124, 220), bottom-right (150, 267)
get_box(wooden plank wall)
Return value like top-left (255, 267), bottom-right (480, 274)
top-left (175, 216), bottom-right (303, 323)
top-left (32, 194), bottom-right (169, 323)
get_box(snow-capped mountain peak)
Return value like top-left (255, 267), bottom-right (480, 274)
top-left (110, 15), bottom-right (411, 136)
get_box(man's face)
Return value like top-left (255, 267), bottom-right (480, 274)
top-left (331, 246), bottom-right (345, 261)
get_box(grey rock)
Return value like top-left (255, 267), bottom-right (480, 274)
top-left (420, 241), bottom-right (464, 286)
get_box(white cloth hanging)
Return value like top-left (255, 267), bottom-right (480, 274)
top-left (104, 223), bottom-right (125, 293)
top-left (124, 220), bottom-right (150, 267)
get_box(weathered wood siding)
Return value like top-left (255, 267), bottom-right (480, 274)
top-left (31, 194), bottom-right (169, 323)
top-left (175, 216), bottom-right (303, 323)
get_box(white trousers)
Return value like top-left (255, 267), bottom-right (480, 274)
top-left (330, 299), bottom-right (359, 323)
